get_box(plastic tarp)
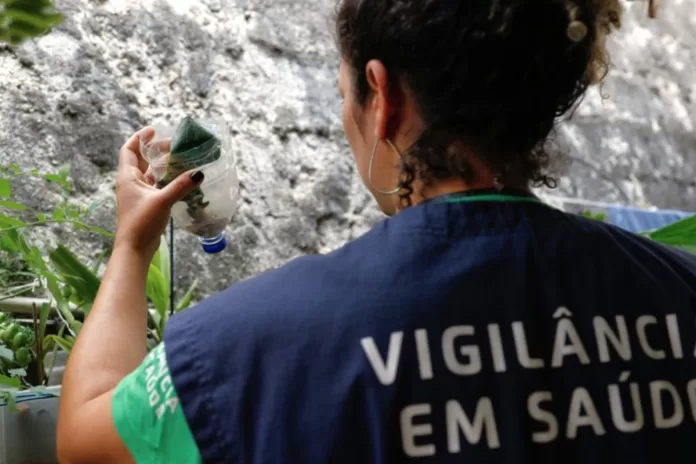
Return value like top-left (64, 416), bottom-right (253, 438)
top-left (607, 205), bottom-right (693, 234)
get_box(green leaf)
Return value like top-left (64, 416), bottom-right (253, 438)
top-left (147, 336), bottom-right (159, 351)
top-left (43, 174), bottom-right (71, 189)
top-left (147, 310), bottom-right (163, 344)
top-left (0, 213), bottom-right (25, 228)
top-left (3, 7), bottom-right (61, 30)
top-left (0, 344), bottom-right (14, 361)
top-left (52, 207), bottom-right (66, 220)
top-left (91, 249), bottom-right (108, 274)
top-left (146, 263), bottom-right (170, 319)
top-left (83, 224), bottom-right (114, 237)
top-left (16, 239), bottom-right (47, 275)
top-left (153, 235), bottom-right (171, 286)
top-left (676, 245), bottom-right (696, 256)
top-left (579, 210), bottom-right (607, 222)
top-left (38, 302), bottom-right (50, 347)
top-left (69, 320), bottom-right (82, 335)
top-left (175, 279), bottom-right (198, 313)
top-left (0, 375), bottom-right (21, 388)
top-left (8, 368), bottom-right (27, 377)
top-left (648, 215), bottom-right (696, 246)
top-left (87, 199), bottom-right (102, 216)
top-left (44, 325), bottom-right (63, 381)
top-left (0, 179), bottom-right (11, 198)
top-left (58, 163), bottom-right (71, 178)
top-left (0, 200), bottom-right (28, 211)
top-left (1, 234), bottom-right (19, 253)
top-left (43, 273), bottom-right (78, 333)
top-left (43, 334), bottom-right (74, 353)
top-left (49, 245), bottom-right (101, 314)
top-left (0, 390), bottom-right (18, 411)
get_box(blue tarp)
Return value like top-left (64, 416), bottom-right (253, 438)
top-left (607, 205), bottom-right (693, 234)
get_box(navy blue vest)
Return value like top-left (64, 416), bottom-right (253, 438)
top-left (165, 193), bottom-right (696, 463)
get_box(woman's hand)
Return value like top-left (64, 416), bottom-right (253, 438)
top-left (114, 127), bottom-right (204, 259)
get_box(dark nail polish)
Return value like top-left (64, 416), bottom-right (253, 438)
top-left (191, 171), bottom-right (204, 183)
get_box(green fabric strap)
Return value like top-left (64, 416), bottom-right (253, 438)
top-left (436, 194), bottom-right (543, 205)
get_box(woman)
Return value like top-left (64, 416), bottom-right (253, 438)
top-left (57, 0), bottom-right (696, 463)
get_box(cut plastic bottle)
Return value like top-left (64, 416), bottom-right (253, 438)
top-left (140, 117), bottom-right (239, 254)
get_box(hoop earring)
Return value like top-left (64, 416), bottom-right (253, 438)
top-left (368, 138), bottom-right (402, 195)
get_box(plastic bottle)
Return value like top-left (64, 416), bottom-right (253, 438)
top-left (140, 117), bottom-right (239, 254)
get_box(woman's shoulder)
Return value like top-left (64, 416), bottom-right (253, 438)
top-left (164, 225), bottom-right (390, 332)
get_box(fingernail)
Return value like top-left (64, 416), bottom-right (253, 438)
top-left (190, 171), bottom-right (204, 183)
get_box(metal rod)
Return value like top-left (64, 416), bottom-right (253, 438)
top-left (31, 302), bottom-right (45, 386)
top-left (169, 218), bottom-right (175, 316)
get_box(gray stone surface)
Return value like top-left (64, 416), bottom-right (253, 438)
top-left (555, 1), bottom-right (696, 209)
top-left (0, 0), bottom-right (694, 298)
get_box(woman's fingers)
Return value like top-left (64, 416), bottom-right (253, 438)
top-left (120, 127), bottom-right (200, 207)
top-left (143, 169), bottom-right (157, 187)
top-left (154, 138), bottom-right (171, 154)
top-left (140, 136), bottom-right (171, 157)
top-left (143, 150), bottom-right (170, 186)
top-left (158, 170), bottom-right (205, 208)
top-left (120, 127), bottom-right (155, 174)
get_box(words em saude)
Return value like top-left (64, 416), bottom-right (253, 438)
top-left (360, 307), bottom-right (696, 457)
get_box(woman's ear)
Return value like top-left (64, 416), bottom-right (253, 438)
top-left (365, 60), bottom-right (390, 140)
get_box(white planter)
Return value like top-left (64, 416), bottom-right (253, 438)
top-left (0, 350), bottom-right (66, 464)
top-left (0, 386), bottom-right (61, 464)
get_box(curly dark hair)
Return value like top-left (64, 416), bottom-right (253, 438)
top-left (335, 0), bottom-right (622, 205)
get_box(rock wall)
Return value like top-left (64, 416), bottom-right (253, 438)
top-left (0, 0), bottom-right (694, 298)
top-left (558, 0), bottom-right (696, 210)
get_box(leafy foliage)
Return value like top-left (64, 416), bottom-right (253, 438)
top-left (645, 215), bottom-right (696, 247)
top-left (146, 236), bottom-right (199, 344)
top-left (0, 0), bottom-right (64, 45)
top-left (581, 209), bottom-right (696, 256)
top-left (579, 210), bottom-right (607, 222)
top-left (0, 164), bottom-right (197, 408)
top-left (0, 252), bottom-right (35, 300)
top-left (0, 313), bottom-right (35, 376)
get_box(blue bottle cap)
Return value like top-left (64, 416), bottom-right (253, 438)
top-left (199, 233), bottom-right (226, 254)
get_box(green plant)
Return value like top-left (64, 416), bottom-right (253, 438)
top-left (0, 164), bottom-right (198, 343)
top-left (146, 236), bottom-right (199, 346)
top-left (0, 0), bottom-right (64, 45)
top-left (0, 164), bottom-right (197, 408)
top-left (0, 250), bottom-right (37, 300)
top-left (0, 162), bottom-right (109, 307)
top-left (579, 210), bottom-right (607, 222)
top-left (580, 209), bottom-right (696, 255)
top-left (42, 237), bottom-right (198, 354)
top-left (0, 312), bottom-right (35, 375)
top-left (0, 301), bottom-right (50, 409)
top-left (0, 164), bottom-right (102, 404)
